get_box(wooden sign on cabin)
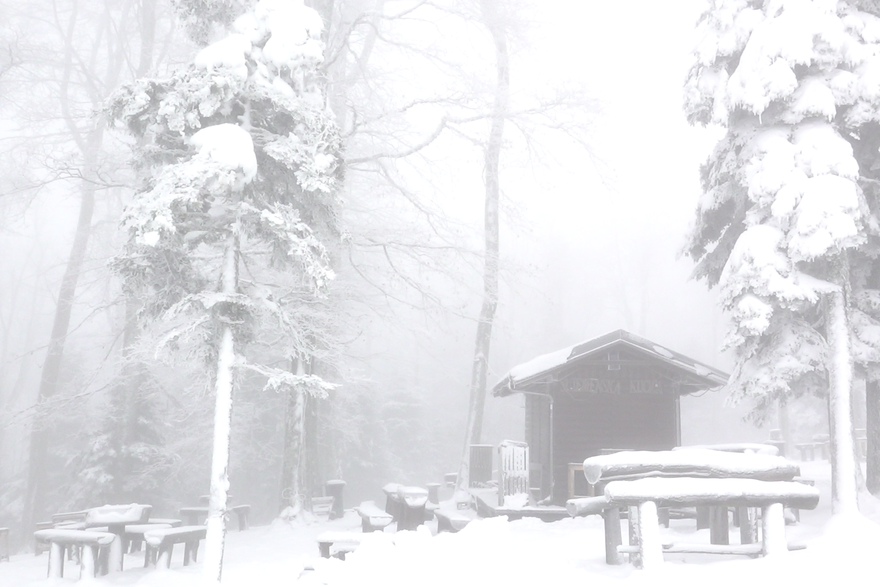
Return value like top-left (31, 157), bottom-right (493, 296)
top-left (492, 330), bottom-right (728, 505)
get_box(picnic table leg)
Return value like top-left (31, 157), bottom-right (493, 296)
top-left (158, 544), bottom-right (173, 568)
top-left (738, 507), bottom-right (757, 545)
top-left (761, 503), bottom-right (787, 556)
top-left (696, 506), bottom-right (710, 530)
top-left (627, 506), bottom-right (641, 568)
top-left (318, 541), bottom-right (331, 559)
top-left (108, 534), bottom-right (124, 572)
top-left (47, 542), bottom-right (64, 579)
top-left (637, 501), bottom-right (663, 570)
top-left (709, 506), bottom-right (729, 545)
top-left (602, 507), bottom-right (623, 565)
top-left (80, 545), bottom-right (97, 579)
top-left (658, 507), bottom-right (670, 528)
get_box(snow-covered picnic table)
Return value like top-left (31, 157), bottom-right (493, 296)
top-left (32, 504), bottom-right (153, 579)
top-left (582, 448), bottom-right (800, 486)
top-left (568, 449), bottom-right (816, 568)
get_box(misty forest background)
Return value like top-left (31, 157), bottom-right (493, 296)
top-left (0, 0), bottom-right (835, 547)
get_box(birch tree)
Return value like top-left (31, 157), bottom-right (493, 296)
top-left (684, 0), bottom-right (880, 514)
top-left (109, 0), bottom-right (342, 580)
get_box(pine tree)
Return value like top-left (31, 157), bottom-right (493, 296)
top-left (108, 0), bottom-right (342, 580)
top-left (684, 0), bottom-right (880, 514)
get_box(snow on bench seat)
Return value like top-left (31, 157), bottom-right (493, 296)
top-left (434, 507), bottom-right (476, 533)
top-left (34, 529), bottom-right (116, 579)
top-left (583, 449), bottom-right (800, 486)
top-left (355, 501), bottom-right (393, 532)
top-left (143, 525), bottom-right (207, 568)
top-left (317, 531), bottom-right (364, 559)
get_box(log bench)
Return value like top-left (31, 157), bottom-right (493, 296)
top-left (605, 477), bottom-right (818, 569)
top-left (434, 508), bottom-right (475, 533)
top-left (143, 525), bottom-right (207, 568)
top-left (33, 528), bottom-right (116, 579)
top-left (354, 501), bottom-right (393, 532)
top-left (383, 483), bottom-right (429, 531)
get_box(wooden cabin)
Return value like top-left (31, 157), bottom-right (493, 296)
top-left (492, 330), bottom-right (728, 505)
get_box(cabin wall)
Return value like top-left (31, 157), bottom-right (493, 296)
top-left (549, 391), bottom-right (679, 503)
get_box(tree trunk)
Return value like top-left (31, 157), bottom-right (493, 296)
top-left (827, 256), bottom-right (858, 514)
top-left (457, 0), bottom-right (509, 492)
top-left (203, 231), bottom-right (239, 584)
top-left (22, 137), bottom-right (101, 538)
top-left (279, 358), bottom-right (307, 516)
top-left (867, 378), bottom-right (880, 494)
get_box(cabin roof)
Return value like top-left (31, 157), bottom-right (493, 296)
top-left (492, 329), bottom-right (729, 397)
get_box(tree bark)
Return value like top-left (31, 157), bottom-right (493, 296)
top-left (827, 255), bottom-right (858, 514)
top-left (279, 357), bottom-right (307, 516)
top-left (457, 0), bottom-right (509, 491)
top-left (203, 230), bottom-right (239, 584)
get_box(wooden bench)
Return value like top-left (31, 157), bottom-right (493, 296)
top-left (317, 531), bottom-right (363, 560)
top-left (122, 523), bottom-right (171, 554)
top-left (230, 504), bottom-right (251, 530)
top-left (143, 525), bottom-right (207, 568)
top-left (33, 528), bottom-right (116, 579)
top-left (383, 483), bottom-right (429, 531)
top-left (605, 477), bottom-right (819, 569)
top-left (355, 501), bottom-right (393, 532)
top-left (434, 508), bottom-right (475, 533)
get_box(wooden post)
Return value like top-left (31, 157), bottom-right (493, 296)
top-left (696, 506), bottom-right (710, 530)
top-left (80, 545), bottom-right (96, 579)
top-left (738, 507), bottom-right (757, 545)
top-left (602, 508), bottom-right (622, 565)
top-left (325, 480), bottom-right (346, 519)
top-left (628, 505), bottom-right (641, 568)
top-left (108, 534), bottom-right (123, 572)
top-left (426, 483), bottom-right (441, 504)
top-left (761, 503), bottom-right (787, 556)
top-left (48, 542), bottom-right (64, 579)
top-left (637, 501), bottom-right (663, 570)
top-left (867, 379), bottom-right (880, 494)
top-left (658, 507), bottom-right (670, 528)
top-left (709, 506), bottom-right (729, 545)
top-left (158, 545), bottom-right (173, 568)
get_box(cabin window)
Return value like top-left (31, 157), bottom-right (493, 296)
top-left (608, 351), bottom-right (620, 370)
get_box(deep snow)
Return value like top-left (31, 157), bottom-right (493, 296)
top-left (2, 461), bottom-right (880, 587)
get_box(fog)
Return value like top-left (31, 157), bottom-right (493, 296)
top-left (0, 0), bottom-right (794, 546)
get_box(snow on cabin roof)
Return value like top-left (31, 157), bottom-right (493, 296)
top-left (492, 329), bottom-right (728, 396)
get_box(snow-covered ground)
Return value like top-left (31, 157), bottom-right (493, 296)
top-left (3, 461), bottom-right (880, 587)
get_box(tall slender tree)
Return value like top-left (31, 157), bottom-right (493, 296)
top-left (109, 0), bottom-right (342, 580)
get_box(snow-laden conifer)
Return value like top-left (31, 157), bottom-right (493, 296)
top-left (685, 0), bottom-right (880, 514)
top-left (107, 0), bottom-right (342, 581)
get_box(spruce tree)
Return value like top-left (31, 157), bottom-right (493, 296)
top-left (684, 0), bottom-right (880, 514)
top-left (108, 0), bottom-right (342, 580)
